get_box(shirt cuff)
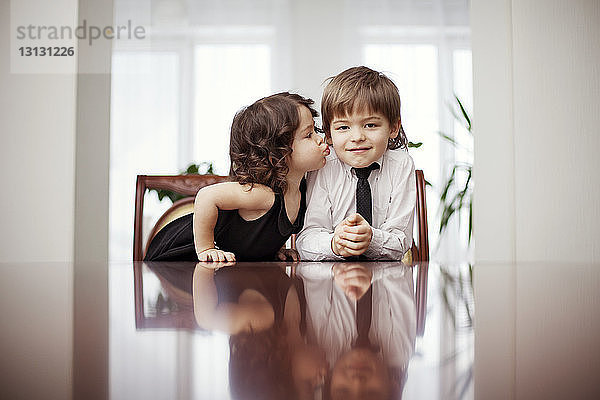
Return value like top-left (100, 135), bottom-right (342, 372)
top-left (327, 234), bottom-right (346, 260)
top-left (295, 262), bottom-right (336, 278)
top-left (364, 227), bottom-right (384, 258)
top-left (297, 232), bottom-right (345, 261)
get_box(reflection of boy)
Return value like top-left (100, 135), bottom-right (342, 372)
top-left (297, 66), bottom-right (416, 260)
top-left (296, 262), bottom-right (416, 371)
top-left (296, 262), bottom-right (416, 399)
top-left (329, 347), bottom-right (396, 400)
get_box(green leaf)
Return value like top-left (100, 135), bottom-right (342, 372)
top-left (454, 94), bottom-right (472, 133)
top-left (185, 164), bottom-right (200, 174)
top-left (169, 193), bottom-right (185, 203)
top-left (468, 195), bottom-right (473, 244)
top-left (440, 166), bottom-right (457, 202)
top-left (183, 162), bottom-right (216, 175)
top-left (408, 141), bottom-right (423, 148)
top-left (439, 204), bottom-right (456, 233)
top-left (145, 162), bottom-right (216, 205)
top-left (469, 264), bottom-right (473, 291)
top-left (437, 131), bottom-right (458, 147)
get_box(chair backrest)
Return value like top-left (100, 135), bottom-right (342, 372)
top-left (133, 174), bottom-right (229, 261)
top-left (412, 169), bottom-right (429, 336)
top-left (412, 169), bottom-right (430, 262)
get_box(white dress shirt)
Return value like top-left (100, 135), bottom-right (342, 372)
top-left (297, 147), bottom-right (416, 260)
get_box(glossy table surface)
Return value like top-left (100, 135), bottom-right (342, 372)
top-left (0, 261), bottom-right (598, 399)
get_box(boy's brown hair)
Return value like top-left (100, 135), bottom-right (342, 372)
top-left (321, 66), bottom-right (407, 150)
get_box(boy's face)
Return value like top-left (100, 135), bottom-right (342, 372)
top-left (330, 348), bottom-right (391, 400)
top-left (329, 107), bottom-right (400, 168)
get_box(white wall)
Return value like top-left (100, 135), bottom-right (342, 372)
top-left (1, 0), bottom-right (112, 398)
top-left (473, 0), bottom-right (600, 397)
top-left (0, 0), bottom-right (77, 263)
top-left (289, 0), bottom-right (353, 104)
top-left (73, 0), bottom-right (112, 264)
top-left (0, 0), bottom-right (76, 396)
top-left (0, 263), bottom-right (73, 400)
top-left (472, 0), bottom-right (600, 264)
top-left (1, 0), bottom-right (111, 264)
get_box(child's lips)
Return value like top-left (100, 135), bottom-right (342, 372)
top-left (323, 147), bottom-right (330, 156)
top-left (347, 147), bottom-right (371, 153)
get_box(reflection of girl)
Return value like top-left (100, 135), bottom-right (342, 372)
top-left (296, 262), bottom-right (416, 399)
top-left (146, 262), bottom-right (196, 311)
top-left (192, 262), bottom-right (325, 399)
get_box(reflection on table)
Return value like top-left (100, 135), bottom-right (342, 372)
top-left (133, 261), bottom-right (426, 399)
top-left (6, 261), bottom-right (600, 399)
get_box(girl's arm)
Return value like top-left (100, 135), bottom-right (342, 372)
top-left (283, 283), bottom-right (303, 346)
top-left (192, 263), bottom-right (219, 329)
top-left (193, 182), bottom-right (274, 261)
top-left (192, 262), bottom-right (274, 334)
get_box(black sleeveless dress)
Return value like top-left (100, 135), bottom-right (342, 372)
top-left (144, 180), bottom-right (306, 262)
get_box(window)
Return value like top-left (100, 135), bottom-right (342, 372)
top-left (363, 33), bottom-right (472, 262)
top-left (193, 45), bottom-right (271, 174)
top-left (109, 52), bottom-right (180, 261)
top-left (110, 35), bottom-right (273, 261)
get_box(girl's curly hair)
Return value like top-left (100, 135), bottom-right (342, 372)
top-left (229, 92), bottom-right (318, 193)
top-left (228, 326), bottom-right (296, 399)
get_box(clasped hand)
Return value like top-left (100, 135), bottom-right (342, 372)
top-left (332, 262), bottom-right (373, 300)
top-left (331, 213), bottom-right (373, 257)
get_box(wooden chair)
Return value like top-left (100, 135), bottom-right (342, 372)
top-left (133, 174), bottom-right (229, 261)
top-left (412, 169), bottom-right (429, 336)
top-left (411, 169), bottom-right (430, 262)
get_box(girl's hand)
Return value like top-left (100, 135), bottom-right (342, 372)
top-left (195, 261), bottom-right (236, 272)
top-left (277, 248), bottom-right (300, 261)
top-left (197, 248), bottom-right (236, 262)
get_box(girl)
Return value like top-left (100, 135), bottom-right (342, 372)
top-left (145, 92), bottom-right (329, 262)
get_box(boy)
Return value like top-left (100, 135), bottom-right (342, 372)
top-left (296, 66), bottom-right (415, 260)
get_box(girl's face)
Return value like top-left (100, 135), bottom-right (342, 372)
top-left (288, 106), bottom-right (329, 174)
top-left (291, 344), bottom-right (329, 399)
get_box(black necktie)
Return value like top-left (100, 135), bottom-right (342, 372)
top-left (355, 285), bottom-right (380, 354)
top-left (352, 163), bottom-right (380, 225)
top-left (355, 286), bottom-right (373, 348)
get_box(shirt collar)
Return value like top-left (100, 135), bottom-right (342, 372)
top-left (343, 153), bottom-right (386, 178)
